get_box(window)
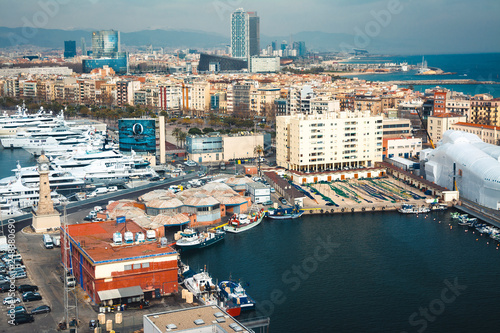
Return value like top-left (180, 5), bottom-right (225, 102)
top-left (133, 263), bottom-right (141, 269)
top-left (124, 265), bottom-right (132, 271)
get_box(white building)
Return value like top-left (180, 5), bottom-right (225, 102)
top-left (383, 137), bottom-right (422, 159)
top-left (427, 113), bottom-right (467, 144)
top-left (249, 56), bottom-right (280, 73)
top-left (276, 109), bottom-right (383, 172)
top-left (423, 130), bottom-right (500, 210)
top-left (246, 182), bottom-right (271, 203)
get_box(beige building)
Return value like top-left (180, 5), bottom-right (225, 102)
top-left (189, 81), bottom-right (211, 115)
top-left (276, 110), bottom-right (383, 172)
top-left (186, 132), bottom-right (264, 164)
top-left (450, 122), bottom-right (500, 145)
top-left (427, 113), bottom-right (467, 144)
top-left (382, 118), bottom-right (413, 139)
top-left (250, 87), bottom-right (281, 116)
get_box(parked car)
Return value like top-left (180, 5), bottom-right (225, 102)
top-left (9, 313), bottom-right (34, 325)
top-left (262, 200), bottom-right (273, 206)
top-left (270, 187), bottom-right (276, 193)
top-left (31, 305), bottom-right (51, 315)
top-left (8, 306), bottom-right (26, 315)
top-left (281, 199), bottom-right (287, 205)
top-left (23, 292), bottom-right (42, 302)
top-left (0, 282), bottom-right (12, 292)
top-left (3, 296), bottom-right (21, 305)
top-left (18, 285), bottom-right (38, 293)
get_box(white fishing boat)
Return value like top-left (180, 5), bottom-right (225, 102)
top-left (225, 209), bottom-right (265, 233)
top-left (183, 270), bottom-right (219, 305)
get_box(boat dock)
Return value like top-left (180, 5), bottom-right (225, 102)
top-left (454, 198), bottom-right (500, 227)
top-left (386, 79), bottom-right (500, 86)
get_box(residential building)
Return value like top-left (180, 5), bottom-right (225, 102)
top-left (451, 122), bottom-right (500, 145)
top-left (116, 80), bottom-right (141, 106)
top-left (427, 113), bottom-right (467, 143)
top-left (470, 94), bottom-right (500, 126)
top-left (159, 83), bottom-right (182, 112)
top-left (60, 220), bottom-right (179, 304)
top-left (276, 110), bottom-right (383, 172)
top-left (445, 96), bottom-right (470, 119)
top-left (433, 91), bottom-right (449, 115)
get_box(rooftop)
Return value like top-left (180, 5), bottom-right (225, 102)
top-left (144, 305), bottom-right (251, 333)
top-left (453, 122), bottom-right (500, 131)
top-left (64, 220), bottom-right (176, 264)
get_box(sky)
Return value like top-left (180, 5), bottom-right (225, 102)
top-left (0, 0), bottom-right (499, 53)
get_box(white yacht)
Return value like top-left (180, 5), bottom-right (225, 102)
top-left (0, 172), bottom-right (66, 211)
top-left (0, 104), bottom-right (64, 137)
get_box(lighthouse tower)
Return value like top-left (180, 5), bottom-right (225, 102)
top-left (32, 152), bottom-right (61, 232)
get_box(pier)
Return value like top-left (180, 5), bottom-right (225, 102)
top-left (386, 79), bottom-right (500, 86)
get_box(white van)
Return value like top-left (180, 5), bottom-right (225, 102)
top-left (43, 234), bottom-right (53, 249)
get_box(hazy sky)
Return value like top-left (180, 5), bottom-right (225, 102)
top-left (1, 0), bottom-right (499, 52)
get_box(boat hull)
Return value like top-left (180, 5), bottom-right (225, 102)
top-left (225, 215), bottom-right (264, 233)
top-left (176, 232), bottom-right (225, 251)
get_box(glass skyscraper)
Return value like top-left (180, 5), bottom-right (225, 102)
top-left (83, 29), bottom-right (128, 74)
top-left (63, 40), bottom-right (76, 58)
top-left (231, 9), bottom-right (260, 60)
top-left (91, 30), bottom-right (120, 58)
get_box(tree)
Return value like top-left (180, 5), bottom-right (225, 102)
top-left (254, 144), bottom-right (264, 175)
top-left (202, 128), bottom-right (215, 134)
top-left (178, 131), bottom-right (187, 148)
top-left (188, 127), bottom-right (203, 135)
top-left (172, 127), bottom-right (182, 147)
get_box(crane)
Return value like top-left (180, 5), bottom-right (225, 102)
top-left (415, 108), bottom-right (435, 149)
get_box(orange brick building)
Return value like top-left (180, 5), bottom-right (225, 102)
top-left (60, 220), bottom-right (178, 305)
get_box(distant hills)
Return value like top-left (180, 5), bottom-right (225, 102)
top-left (0, 26), bottom-right (398, 53)
top-left (1, 26), bottom-right (493, 54)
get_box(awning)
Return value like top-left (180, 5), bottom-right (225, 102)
top-left (98, 286), bottom-right (144, 301)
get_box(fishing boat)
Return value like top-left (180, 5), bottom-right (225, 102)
top-left (225, 209), bottom-right (265, 233)
top-left (266, 206), bottom-right (304, 220)
top-left (175, 228), bottom-right (225, 251)
top-left (219, 280), bottom-right (256, 316)
top-left (398, 204), bottom-right (430, 214)
top-left (183, 270), bottom-right (219, 305)
top-left (450, 212), bottom-right (461, 219)
top-left (430, 203), bottom-right (448, 211)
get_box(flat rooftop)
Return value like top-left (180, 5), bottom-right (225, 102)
top-left (65, 220), bottom-right (177, 264)
top-left (144, 305), bottom-right (251, 333)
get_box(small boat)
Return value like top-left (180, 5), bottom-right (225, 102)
top-left (219, 280), bottom-right (256, 316)
top-left (267, 206), bottom-right (304, 220)
top-left (430, 203), bottom-right (448, 211)
top-left (183, 270), bottom-right (219, 305)
top-left (450, 212), bottom-right (461, 219)
top-left (398, 204), bottom-right (430, 214)
top-left (225, 209), bottom-right (265, 234)
top-left (176, 228), bottom-right (225, 251)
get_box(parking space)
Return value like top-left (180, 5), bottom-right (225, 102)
top-left (0, 229), bottom-right (96, 332)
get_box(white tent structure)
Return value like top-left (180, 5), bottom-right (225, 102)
top-left (423, 130), bottom-right (500, 210)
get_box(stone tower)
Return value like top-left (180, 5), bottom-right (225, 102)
top-left (32, 152), bottom-right (60, 232)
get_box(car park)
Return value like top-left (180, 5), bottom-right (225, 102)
top-left (31, 305), bottom-right (51, 315)
top-left (3, 296), bottom-right (21, 305)
top-left (9, 313), bottom-right (34, 325)
top-left (0, 282), bottom-right (12, 292)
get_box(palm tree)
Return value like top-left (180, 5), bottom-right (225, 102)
top-left (172, 127), bottom-right (182, 147)
top-left (178, 131), bottom-right (187, 149)
top-left (254, 144), bottom-right (263, 176)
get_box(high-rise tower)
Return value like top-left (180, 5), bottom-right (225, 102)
top-left (231, 9), bottom-right (260, 60)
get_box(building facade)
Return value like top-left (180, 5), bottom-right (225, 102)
top-left (64, 40), bottom-right (76, 58)
top-left (231, 9), bottom-right (260, 60)
top-left (276, 110), bottom-right (383, 172)
top-left (450, 122), bottom-right (500, 146)
top-left (427, 113), bottom-right (467, 144)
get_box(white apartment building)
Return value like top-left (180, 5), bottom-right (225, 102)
top-left (427, 113), bottom-right (467, 144)
top-left (159, 83), bottom-right (182, 111)
top-left (383, 137), bottom-right (422, 159)
top-left (189, 81), bottom-right (211, 114)
top-left (249, 56), bottom-right (280, 73)
top-left (276, 110), bottom-right (383, 172)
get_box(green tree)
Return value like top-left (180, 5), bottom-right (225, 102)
top-left (202, 128), bottom-right (215, 134)
top-left (188, 127), bottom-right (203, 135)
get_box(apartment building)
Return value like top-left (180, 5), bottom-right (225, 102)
top-left (382, 118), bottom-right (413, 139)
top-left (451, 122), bottom-right (500, 145)
top-left (276, 110), bottom-right (383, 172)
top-left (470, 94), bottom-right (500, 126)
top-left (427, 113), bottom-right (467, 143)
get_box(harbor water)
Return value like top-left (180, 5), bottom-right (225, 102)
top-left (182, 211), bottom-right (500, 332)
top-left (0, 146), bottom-right (36, 179)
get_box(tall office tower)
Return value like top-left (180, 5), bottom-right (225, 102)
top-left (81, 37), bottom-right (86, 56)
top-left (91, 29), bottom-right (120, 58)
top-left (231, 8), bottom-right (260, 60)
top-left (83, 29), bottom-right (128, 74)
top-left (247, 12), bottom-right (260, 57)
top-left (64, 40), bottom-right (76, 58)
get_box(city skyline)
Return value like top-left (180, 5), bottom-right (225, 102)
top-left (0, 0), bottom-right (499, 54)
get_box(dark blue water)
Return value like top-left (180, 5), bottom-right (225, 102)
top-left (182, 212), bottom-right (500, 332)
top-left (0, 146), bottom-right (36, 179)
top-left (343, 53), bottom-right (500, 97)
